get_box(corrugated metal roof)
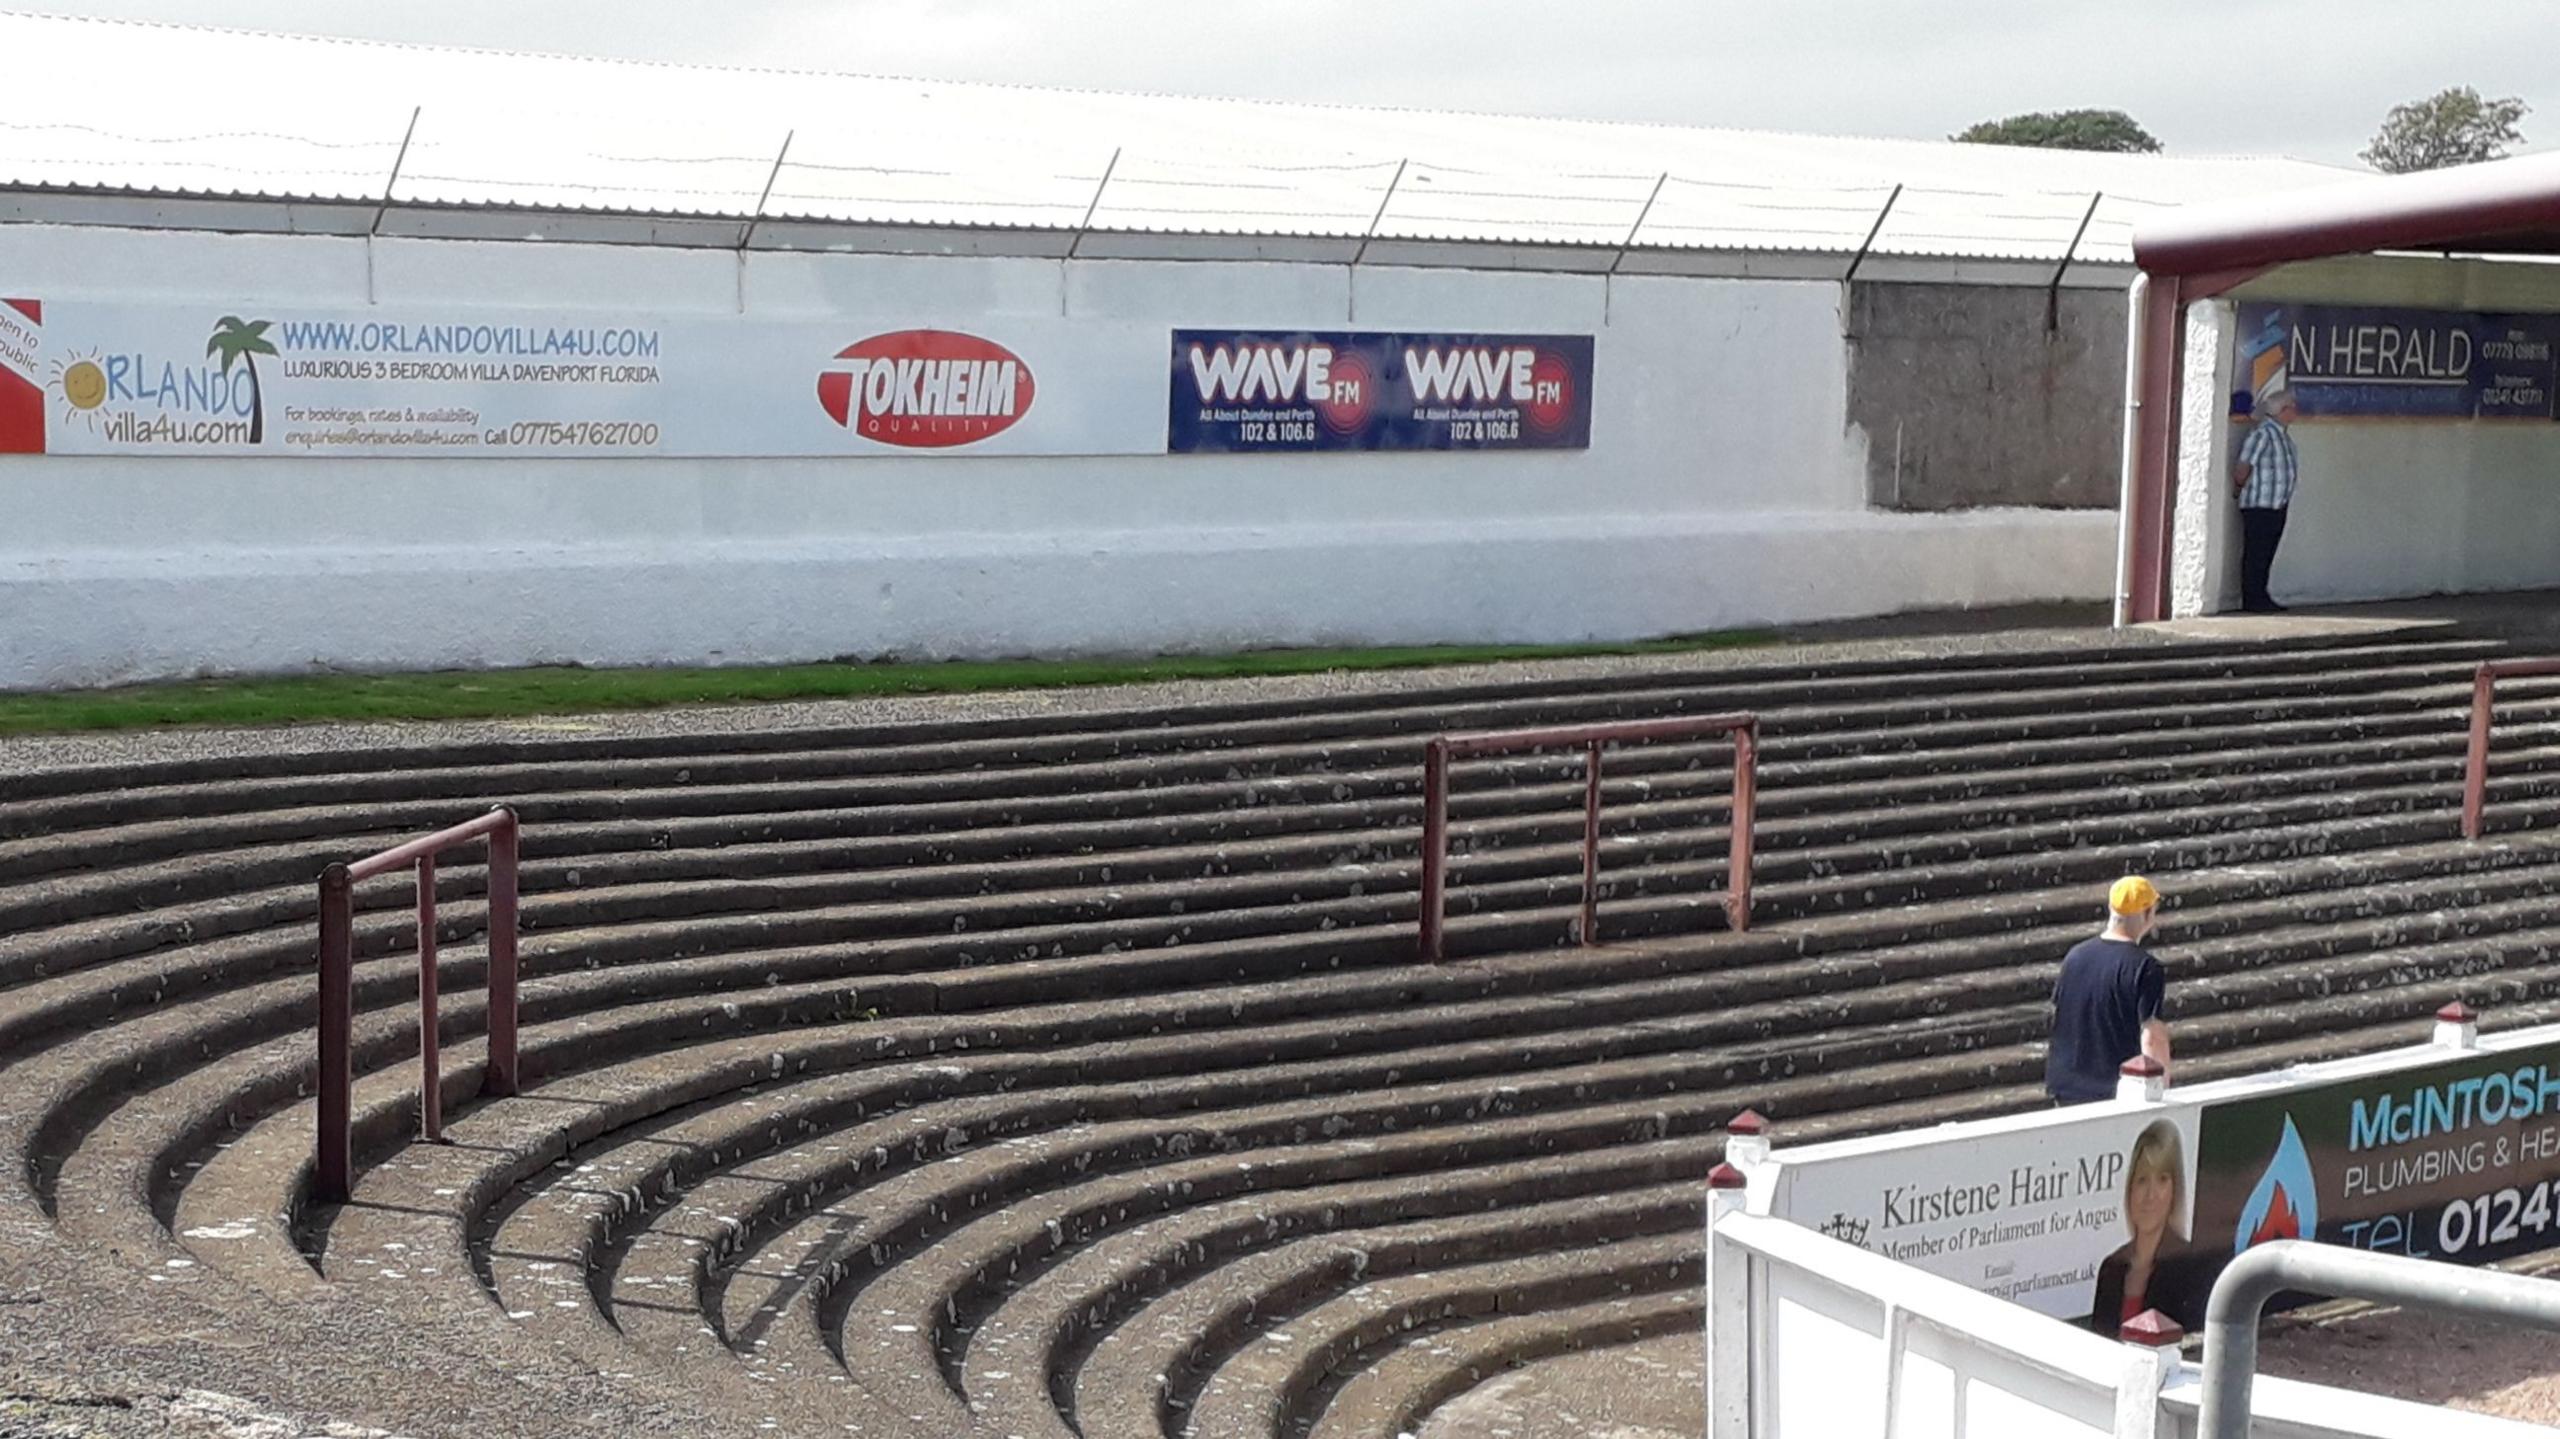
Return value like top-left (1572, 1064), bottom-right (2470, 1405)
top-left (0, 10), bottom-right (2359, 262)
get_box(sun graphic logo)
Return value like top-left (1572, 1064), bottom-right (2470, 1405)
top-left (49, 351), bottom-right (109, 431)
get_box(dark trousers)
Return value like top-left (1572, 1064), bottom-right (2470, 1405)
top-left (2239, 505), bottom-right (2289, 609)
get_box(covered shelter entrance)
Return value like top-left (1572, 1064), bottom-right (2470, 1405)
top-left (2120, 152), bottom-right (2560, 623)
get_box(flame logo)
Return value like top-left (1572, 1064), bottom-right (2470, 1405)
top-left (2234, 1115), bottom-right (2319, 1252)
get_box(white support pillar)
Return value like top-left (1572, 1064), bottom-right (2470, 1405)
top-left (2169, 300), bottom-right (2241, 618)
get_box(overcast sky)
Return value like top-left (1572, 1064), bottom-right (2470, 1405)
top-left (32, 0), bottom-right (2560, 167)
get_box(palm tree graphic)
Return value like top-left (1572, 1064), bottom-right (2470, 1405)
top-left (205, 316), bottom-right (277, 443)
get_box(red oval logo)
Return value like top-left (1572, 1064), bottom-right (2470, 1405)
top-left (815, 330), bottom-right (1036, 448)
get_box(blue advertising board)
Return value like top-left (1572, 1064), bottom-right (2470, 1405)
top-left (1168, 330), bottom-right (1594, 453)
top-left (2237, 303), bottom-right (2560, 421)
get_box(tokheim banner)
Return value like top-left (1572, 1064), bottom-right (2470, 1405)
top-left (0, 299), bottom-right (1166, 458)
top-left (1765, 1105), bottom-right (2202, 1329)
top-left (1166, 329), bottom-right (1595, 453)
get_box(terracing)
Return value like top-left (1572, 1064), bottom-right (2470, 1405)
top-left (5, 621), bottom-right (2560, 1439)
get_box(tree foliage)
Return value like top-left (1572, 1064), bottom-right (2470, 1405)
top-left (2361, 87), bottom-right (2530, 173)
top-left (1952, 109), bottom-right (2162, 154)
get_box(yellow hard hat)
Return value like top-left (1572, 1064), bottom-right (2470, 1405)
top-left (2109, 875), bottom-right (2160, 915)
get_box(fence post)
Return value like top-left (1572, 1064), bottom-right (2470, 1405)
top-left (2435, 1000), bottom-right (2480, 1050)
top-left (2117, 1054), bottom-right (2167, 1104)
top-left (1727, 723), bottom-right (1757, 933)
top-left (1877, 1302), bottom-right (1910, 1437)
top-left (1580, 742), bottom-right (1604, 945)
top-left (2113, 1309), bottom-right (2183, 1439)
top-left (1419, 739), bottom-right (1450, 962)
top-left (416, 854), bottom-right (440, 1142)
top-left (1704, 1162), bottom-right (1752, 1439)
top-left (1725, 1108), bottom-right (1771, 1169)
top-left (315, 863), bottom-right (355, 1205)
top-left (2464, 662), bottom-right (2496, 840)
top-left (484, 807), bottom-right (520, 1097)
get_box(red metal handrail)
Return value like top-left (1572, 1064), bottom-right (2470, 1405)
top-left (1418, 713), bottom-right (1757, 962)
top-left (315, 805), bottom-right (520, 1205)
top-left (2463, 658), bottom-right (2560, 840)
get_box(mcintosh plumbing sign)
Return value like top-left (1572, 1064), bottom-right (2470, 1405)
top-left (2192, 1038), bottom-right (2560, 1276)
top-left (1767, 1107), bottom-right (2199, 1325)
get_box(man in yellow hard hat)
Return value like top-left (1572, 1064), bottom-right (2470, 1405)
top-left (2045, 876), bottom-right (2172, 1105)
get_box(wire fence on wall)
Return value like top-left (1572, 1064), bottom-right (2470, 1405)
top-left (0, 106), bottom-right (2200, 267)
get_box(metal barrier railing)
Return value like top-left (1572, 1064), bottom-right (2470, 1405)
top-left (315, 806), bottom-right (519, 1205)
top-left (1417, 713), bottom-right (1757, 962)
top-left (2199, 1240), bottom-right (2560, 1438)
top-left (2462, 658), bottom-right (2560, 839)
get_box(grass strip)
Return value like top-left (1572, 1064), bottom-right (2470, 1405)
top-left (0, 631), bottom-right (1774, 735)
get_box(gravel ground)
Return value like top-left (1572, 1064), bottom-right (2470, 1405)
top-left (1417, 1299), bottom-right (2560, 1437)
top-left (0, 1378), bottom-right (397, 1439)
top-left (2260, 1281), bottom-right (2560, 1427)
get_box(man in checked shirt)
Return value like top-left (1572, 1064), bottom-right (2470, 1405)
top-left (2230, 384), bottom-right (2300, 613)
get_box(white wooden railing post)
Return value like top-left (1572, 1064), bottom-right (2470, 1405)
top-left (2116, 1053), bottom-right (2167, 1104)
top-left (1878, 1303), bottom-right (1909, 1439)
top-left (2113, 1309), bottom-right (2184, 1439)
top-left (1725, 1108), bottom-right (1771, 1168)
top-left (1705, 1160), bottom-right (1752, 1439)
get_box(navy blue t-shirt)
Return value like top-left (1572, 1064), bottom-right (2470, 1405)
top-left (2045, 937), bottom-right (2165, 1102)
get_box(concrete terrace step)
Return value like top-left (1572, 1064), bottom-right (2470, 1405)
top-left (3, 638), bottom-right (2458, 835)
top-left (1, 707), bottom-right (2536, 1045)
top-left (42, 805), bottom-right (2560, 1275)
top-left (1307, 1288), bottom-right (1702, 1439)
top-left (13, 699), bottom-right (2538, 1014)
top-left (20, 768), bottom-right (2519, 1203)
top-left (309, 901), bottom-right (2560, 1413)
top-left (1183, 1230), bottom-right (1700, 1439)
top-left (10, 630), bottom-right (2560, 1439)
top-left (961, 1164), bottom-right (1711, 1439)
top-left (1066, 1070), bottom-right (2042, 1439)
top-left (0, 653), bottom-right (2522, 946)
top-left (30, 809), bottom-right (2560, 1290)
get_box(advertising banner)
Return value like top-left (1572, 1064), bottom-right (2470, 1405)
top-left (2235, 302), bottom-right (2560, 421)
top-left (0, 299), bottom-right (1168, 458)
top-left (1767, 1106), bottom-right (2200, 1328)
top-left (2192, 1038), bottom-right (2560, 1280)
top-left (1167, 329), bottom-right (1594, 453)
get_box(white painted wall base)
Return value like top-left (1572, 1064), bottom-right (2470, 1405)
top-left (0, 223), bottom-right (2115, 688)
top-left (0, 507), bottom-right (2110, 688)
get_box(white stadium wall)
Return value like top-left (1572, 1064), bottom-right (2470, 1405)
top-left (0, 224), bottom-right (2112, 688)
top-left (2174, 255), bottom-right (2560, 617)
